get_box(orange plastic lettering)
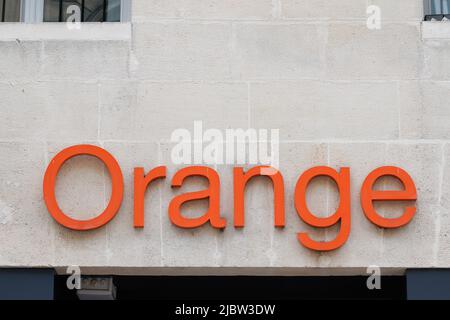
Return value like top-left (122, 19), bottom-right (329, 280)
top-left (233, 166), bottom-right (285, 228)
top-left (43, 144), bottom-right (123, 231)
top-left (361, 166), bottom-right (417, 228)
top-left (294, 166), bottom-right (351, 251)
top-left (169, 166), bottom-right (226, 229)
top-left (134, 166), bottom-right (167, 228)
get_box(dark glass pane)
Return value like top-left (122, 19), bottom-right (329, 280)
top-left (3, 0), bottom-right (20, 22)
top-left (84, 0), bottom-right (104, 22)
top-left (45, 0), bottom-right (83, 22)
top-left (62, 0), bottom-right (82, 21)
top-left (432, 0), bottom-right (450, 14)
top-left (106, 0), bottom-right (120, 22)
top-left (431, 0), bottom-right (439, 14)
top-left (0, 0), bottom-right (4, 22)
top-left (44, 0), bottom-right (62, 22)
top-left (44, 0), bottom-right (121, 22)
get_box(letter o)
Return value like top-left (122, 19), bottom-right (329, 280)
top-left (43, 144), bottom-right (123, 231)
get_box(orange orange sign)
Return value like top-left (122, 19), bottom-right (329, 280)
top-left (43, 144), bottom-right (417, 251)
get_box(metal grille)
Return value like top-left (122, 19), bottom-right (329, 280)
top-left (44, 0), bottom-right (121, 22)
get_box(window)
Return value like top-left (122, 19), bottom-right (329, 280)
top-left (425, 0), bottom-right (450, 20)
top-left (0, 0), bottom-right (130, 22)
top-left (43, 0), bottom-right (121, 22)
top-left (0, 0), bottom-right (21, 22)
top-left (431, 0), bottom-right (450, 14)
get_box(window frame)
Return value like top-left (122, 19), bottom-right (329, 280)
top-left (20, 0), bottom-right (131, 23)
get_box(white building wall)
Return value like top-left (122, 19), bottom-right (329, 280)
top-left (0, 0), bottom-right (450, 275)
